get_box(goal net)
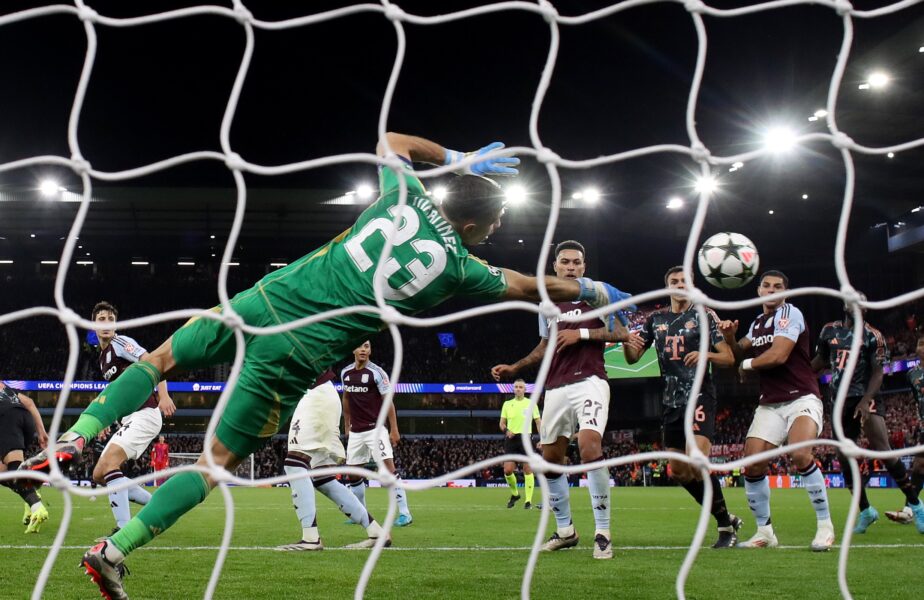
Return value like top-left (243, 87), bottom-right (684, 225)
top-left (2, 2), bottom-right (922, 600)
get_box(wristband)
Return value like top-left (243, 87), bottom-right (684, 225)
top-left (579, 328), bottom-right (590, 340)
top-left (741, 358), bottom-right (754, 371)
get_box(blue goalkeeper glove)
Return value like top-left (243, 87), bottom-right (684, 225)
top-left (576, 277), bottom-right (636, 323)
top-left (444, 141), bottom-right (520, 177)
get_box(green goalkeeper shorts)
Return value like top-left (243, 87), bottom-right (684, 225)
top-left (170, 286), bottom-right (320, 459)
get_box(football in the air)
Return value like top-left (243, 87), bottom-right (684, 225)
top-left (697, 232), bottom-right (759, 289)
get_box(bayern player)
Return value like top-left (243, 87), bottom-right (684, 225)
top-left (884, 333), bottom-right (924, 531)
top-left (624, 266), bottom-right (741, 548)
top-left (341, 340), bottom-right (412, 526)
top-left (89, 302), bottom-right (176, 537)
top-left (719, 271), bottom-right (835, 551)
top-left (150, 436), bottom-right (169, 486)
top-left (0, 381), bottom-right (48, 533)
top-left (278, 369), bottom-right (390, 550)
top-left (23, 132), bottom-right (630, 599)
top-left (812, 301), bottom-right (923, 533)
top-left (492, 240), bottom-right (638, 560)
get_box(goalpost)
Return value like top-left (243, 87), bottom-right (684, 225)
top-left (1, 2), bottom-right (922, 600)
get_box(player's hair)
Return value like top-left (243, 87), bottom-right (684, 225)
top-left (440, 175), bottom-right (504, 226)
top-left (91, 301), bottom-right (118, 320)
top-left (664, 265), bottom-right (685, 285)
top-left (513, 378), bottom-right (526, 385)
top-left (554, 240), bottom-right (585, 260)
top-left (760, 270), bottom-right (789, 289)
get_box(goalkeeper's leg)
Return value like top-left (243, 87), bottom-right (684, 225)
top-left (23, 339), bottom-right (178, 473)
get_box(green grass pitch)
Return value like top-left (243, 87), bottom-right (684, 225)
top-left (2, 485), bottom-right (922, 599)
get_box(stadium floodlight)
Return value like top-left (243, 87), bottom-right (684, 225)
top-left (356, 184), bottom-right (375, 200)
top-left (666, 196), bottom-right (684, 210)
top-left (807, 109), bottom-right (827, 122)
top-left (729, 161), bottom-right (744, 172)
top-left (694, 175), bottom-right (718, 195)
top-left (867, 71), bottom-right (890, 89)
top-left (432, 186), bottom-right (448, 201)
top-left (504, 184), bottom-right (527, 205)
top-left (920, 46), bottom-right (923, 53)
top-left (0, 260), bottom-right (13, 264)
top-left (177, 261), bottom-right (195, 266)
top-left (582, 188), bottom-right (601, 204)
top-left (887, 152), bottom-right (895, 158)
top-left (763, 126), bottom-right (797, 154)
top-left (911, 206), bottom-right (922, 213)
top-left (571, 191), bottom-right (583, 200)
top-left (40, 260), bottom-right (58, 265)
top-left (210, 235), bottom-right (216, 239)
top-left (270, 262), bottom-right (288, 267)
top-left (131, 261), bottom-right (149, 266)
top-left (76, 260), bottom-right (93, 265)
top-left (39, 179), bottom-right (60, 197)
top-left (768, 210), bottom-right (775, 215)
top-left (224, 262), bottom-right (240, 266)
top-left (30, 234), bottom-right (36, 238)
top-left (802, 193), bottom-right (809, 199)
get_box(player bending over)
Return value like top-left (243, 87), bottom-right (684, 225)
top-left (812, 300), bottom-right (923, 533)
top-left (341, 340), bottom-right (412, 526)
top-left (720, 270), bottom-right (835, 551)
top-left (624, 267), bottom-right (741, 548)
top-left (278, 370), bottom-right (390, 550)
top-left (884, 333), bottom-right (924, 531)
top-left (499, 379), bottom-right (541, 509)
top-left (492, 240), bottom-right (637, 560)
top-left (0, 381), bottom-right (48, 532)
top-left (88, 302), bottom-right (176, 538)
top-left (23, 132), bottom-right (629, 599)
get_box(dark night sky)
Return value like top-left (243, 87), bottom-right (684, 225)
top-left (0, 0), bottom-right (922, 314)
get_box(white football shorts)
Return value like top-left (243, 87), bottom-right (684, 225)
top-left (540, 375), bottom-right (610, 444)
top-left (346, 427), bottom-right (394, 465)
top-left (288, 381), bottom-right (346, 468)
top-left (107, 406), bottom-right (163, 461)
top-left (746, 393), bottom-right (824, 447)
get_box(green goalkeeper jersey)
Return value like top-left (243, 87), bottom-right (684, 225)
top-left (254, 165), bottom-right (508, 368)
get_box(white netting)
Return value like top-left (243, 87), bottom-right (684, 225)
top-left (1, 1), bottom-right (923, 599)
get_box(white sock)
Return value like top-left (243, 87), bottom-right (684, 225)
top-left (395, 485), bottom-right (411, 519)
top-left (105, 472), bottom-right (132, 529)
top-left (127, 485), bottom-right (151, 505)
top-left (283, 464), bottom-right (317, 529)
top-left (744, 476), bottom-right (772, 526)
top-left (301, 525), bottom-right (320, 543)
top-left (548, 474), bottom-right (572, 530)
top-left (366, 520), bottom-right (384, 538)
top-left (30, 501), bottom-right (44, 513)
top-left (800, 464), bottom-right (831, 521)
top-left (349, 478), bottom-right (367, 508)
top-left (316, 478), bottom-right (370, 527)
top-left (587, 467), bottom-right (611, 531)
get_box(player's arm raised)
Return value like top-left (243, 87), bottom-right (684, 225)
top-left (718, 319), bottom-right (752, 364)
top-left (556, 314), bottom-right (641, 354)
top-left (17, 392), bottom-right (48, 448)
top-left (378, 132), bottom-right (519, 176)
top-left (492, 338), bottom-right (548, 381)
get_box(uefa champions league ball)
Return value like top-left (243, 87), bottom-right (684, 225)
top-left (697, 232), bottom-right (759, 289)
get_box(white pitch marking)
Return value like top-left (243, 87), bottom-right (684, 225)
top-left (4, 543), bottom-right (923, 552)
